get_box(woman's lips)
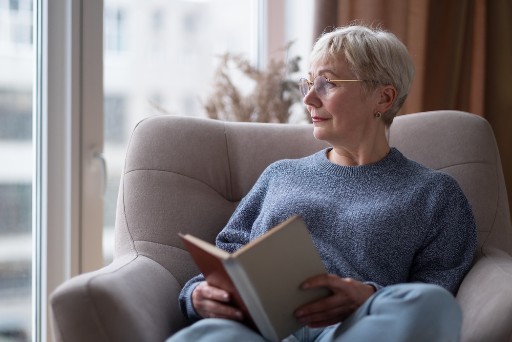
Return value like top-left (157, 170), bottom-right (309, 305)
top-left (311, 116), bottom-right (329, 123)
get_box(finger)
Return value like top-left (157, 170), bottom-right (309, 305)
top-left (198, 283), bottom-right (231, 303)
top-left (297, 305), bottom-right (350, 328)
top-left (295, 293), bottom-right (348, 318)
top-left (301, 274), bottom-right (349, 291)
top-left (302, 276), bottom-right (375, 308)
top-left (199, 299), bottom-right (244, 321)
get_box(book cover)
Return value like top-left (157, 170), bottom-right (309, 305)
top-left (179, 216), bottom-right (330, 341)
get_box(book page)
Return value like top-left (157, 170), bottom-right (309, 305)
top-left (228, 216), bottom-right (330, 340)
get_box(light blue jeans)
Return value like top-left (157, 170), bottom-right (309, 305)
top-left (167, 283), bottom-right (462, 342)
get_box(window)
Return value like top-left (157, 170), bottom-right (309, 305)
top-left (0, 0), bottom-right (33, 339)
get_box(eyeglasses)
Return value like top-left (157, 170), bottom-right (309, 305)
top-left (298, 75), bottom-right (365, 98)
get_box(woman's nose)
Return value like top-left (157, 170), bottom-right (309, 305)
top-left (303, 86), bottom-right (321, 108)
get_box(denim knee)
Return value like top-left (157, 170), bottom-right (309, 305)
top-left (388, 283), bottom-right (460, 317)
top-left (167, 318), bottom-right (266, 342)
top-left (376, 283), bottom-right (462, 336)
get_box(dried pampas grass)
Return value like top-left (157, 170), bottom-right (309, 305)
top-left (204, 45), bottom-right (307, 123)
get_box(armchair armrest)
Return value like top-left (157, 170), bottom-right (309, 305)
top-left (457, 247), bottom-right (512, 342)
top-left (50, 255), bottom-right (189, 342)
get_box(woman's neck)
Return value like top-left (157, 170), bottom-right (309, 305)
top-left (328, 141), bottom-right (391, 166)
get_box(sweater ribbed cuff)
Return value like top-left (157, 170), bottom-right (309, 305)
top-left (364, 281), bottom-right (383, 293)
top-left (179, 282), bottom-right (203, 322)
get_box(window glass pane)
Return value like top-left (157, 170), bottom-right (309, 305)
top-left (0, 0), bottom-right (34, 339)
top-left (102, 0), bottom-right (257, 263)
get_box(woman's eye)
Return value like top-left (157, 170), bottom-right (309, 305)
top-left (324, 82), bottom-right (336, 89)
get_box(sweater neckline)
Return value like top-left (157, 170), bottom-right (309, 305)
top-left (314, 147), bottom-right (403, 177)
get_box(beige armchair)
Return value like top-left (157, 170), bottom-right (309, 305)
top-left (50, 110), bottom-right (512, 342)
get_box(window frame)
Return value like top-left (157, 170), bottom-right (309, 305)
top-left (34, 0), bottom-right (104, 340)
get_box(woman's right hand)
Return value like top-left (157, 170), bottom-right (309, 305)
top-left (192, 281), bottom-right (244, 321)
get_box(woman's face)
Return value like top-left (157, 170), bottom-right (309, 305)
top-left (303, 57), bottom-right (381, 147)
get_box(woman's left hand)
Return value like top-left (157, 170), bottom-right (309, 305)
top-left (294, 274), bottom-right (375, 328)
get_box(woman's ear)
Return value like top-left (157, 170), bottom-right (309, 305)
top-left (377, 85), bottom-right (397, 112)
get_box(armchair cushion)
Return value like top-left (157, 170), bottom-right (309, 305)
top-left (458, 247), bottom-right (512, 341)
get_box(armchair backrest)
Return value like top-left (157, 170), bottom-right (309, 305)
top-left (113, 110), bottom-right (512, 288)
top-left (388, 111), bottom-right (511, 255)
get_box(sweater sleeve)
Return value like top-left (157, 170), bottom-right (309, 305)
top-left (215, 164), bottom-right (274, 252)
top-left (178, 164), bottom-right (274, 321)
top-left (410, 174), bottom-right (477, 294)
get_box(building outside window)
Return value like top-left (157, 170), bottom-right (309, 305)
top-left (0, 0), bottom-right (32, 48)
top-left (0, 0), bottom-right (34, 339)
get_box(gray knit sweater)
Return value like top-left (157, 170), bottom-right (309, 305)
top-left (179, 148), bottom-right (477, 321)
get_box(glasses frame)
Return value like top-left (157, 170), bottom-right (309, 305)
top-left (299, 76), bottom-right (367, 97)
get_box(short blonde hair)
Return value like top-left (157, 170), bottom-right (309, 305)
top-left (311, 25), bottom-right (414, 125)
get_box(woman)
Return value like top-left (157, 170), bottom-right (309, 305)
top-left (169, 24), bottom-right (477, 342)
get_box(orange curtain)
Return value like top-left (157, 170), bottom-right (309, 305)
top-left (313, 0), bottom-right (512, 216)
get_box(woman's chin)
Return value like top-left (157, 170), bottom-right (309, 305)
top-left (313, 127), bottom-right (328, 140)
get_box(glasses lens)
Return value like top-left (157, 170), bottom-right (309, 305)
top-left (314, 76), bottom-right (327, 97)
top-left (298, 78), bottom-right (310, 97)
top-left (298, 76), bottom-right (332, 98)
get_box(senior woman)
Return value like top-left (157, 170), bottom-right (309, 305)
top-left (168, 24), bottom-right (477, 342)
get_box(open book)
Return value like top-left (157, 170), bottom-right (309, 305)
top-left (179, 216), bottom-right (330, 342)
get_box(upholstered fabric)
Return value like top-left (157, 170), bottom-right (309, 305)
top-left (50, 111), bottom-right (512, 342)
